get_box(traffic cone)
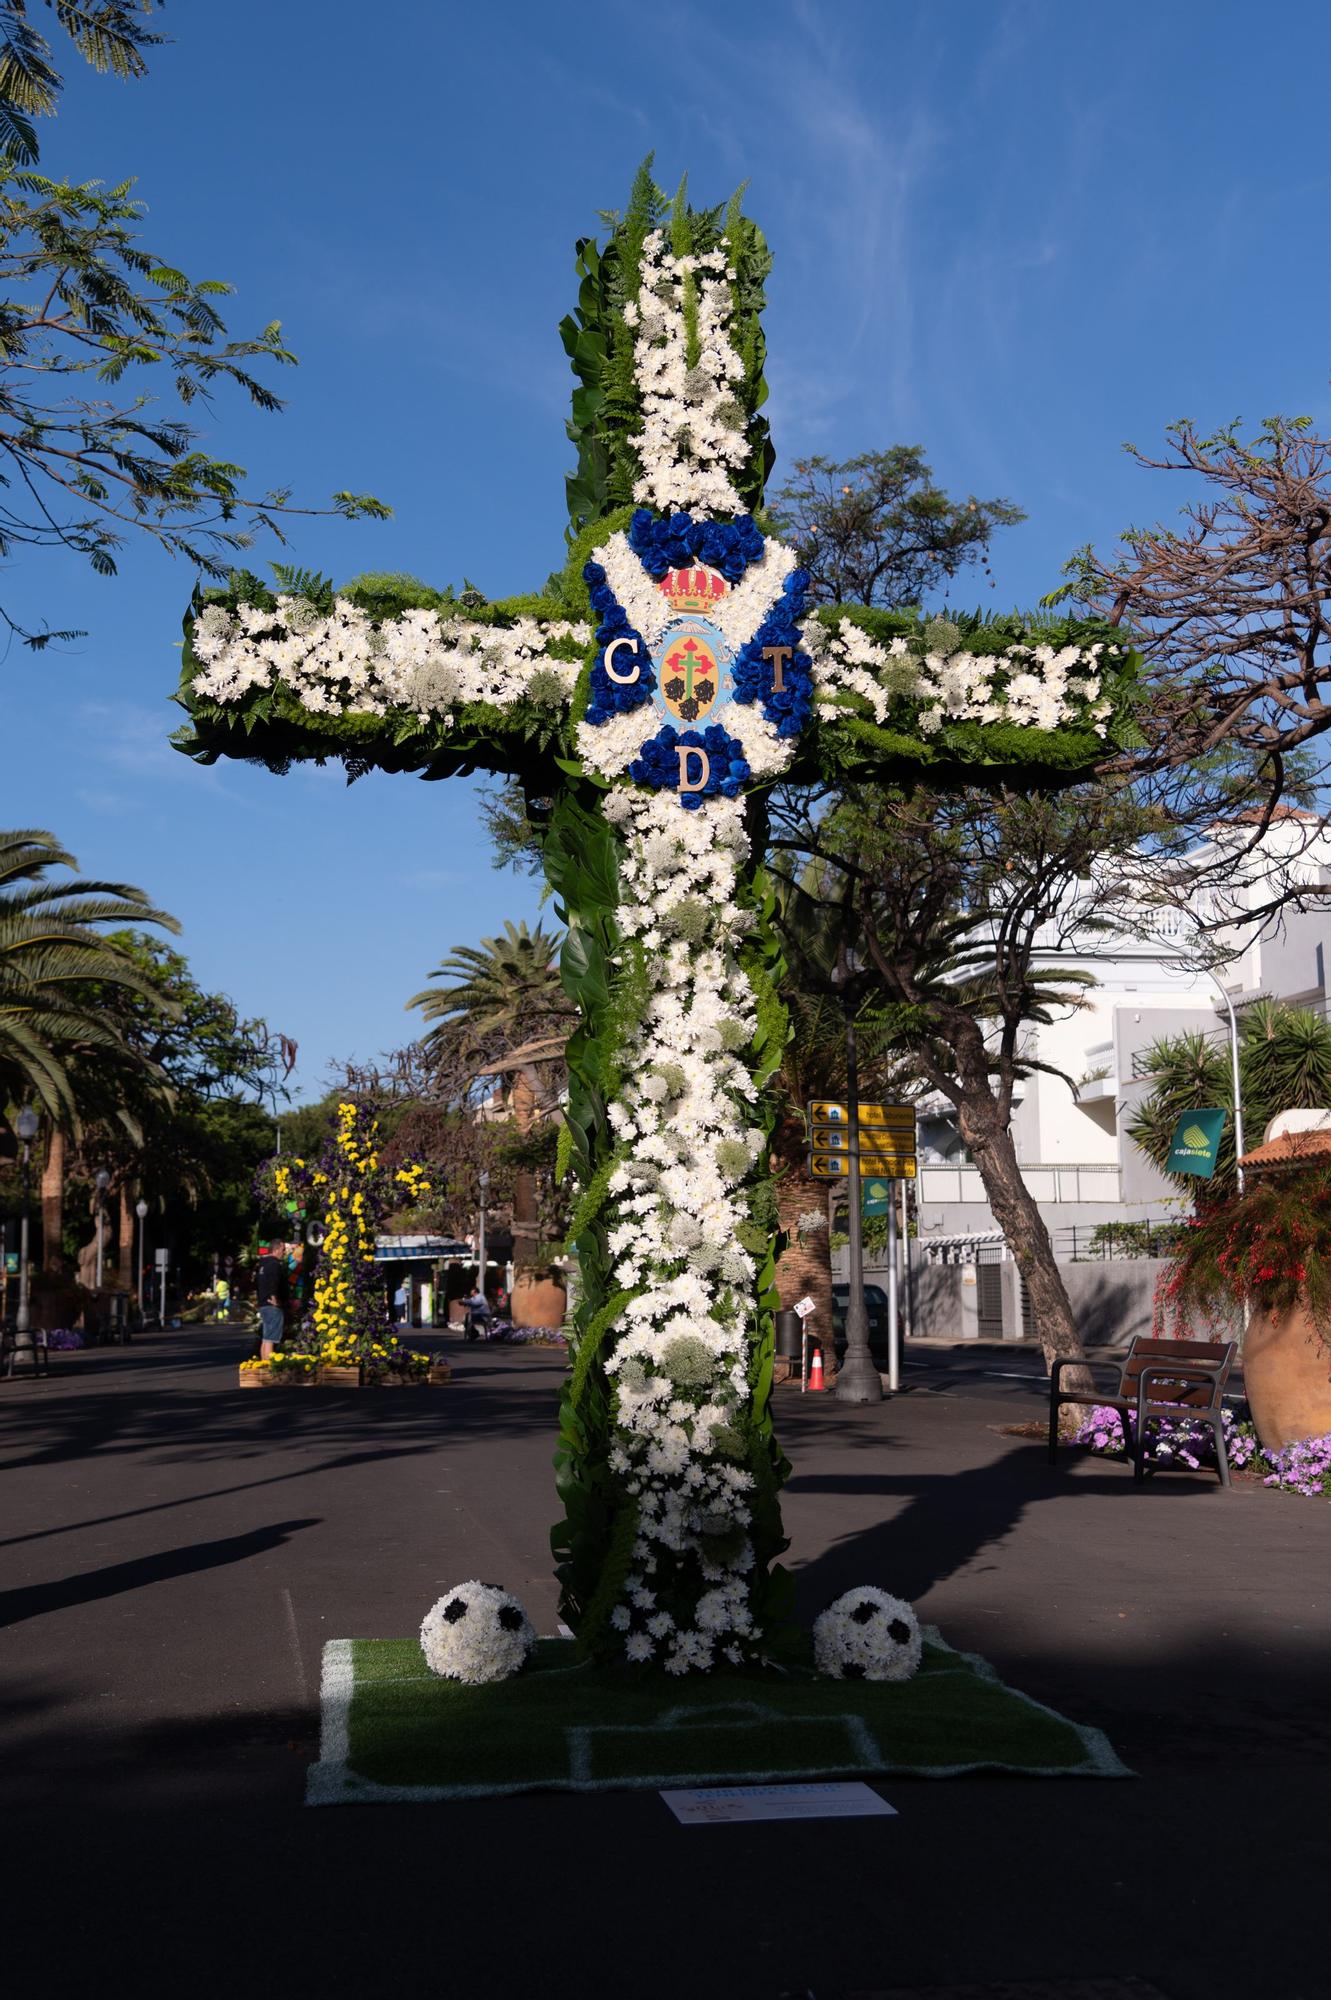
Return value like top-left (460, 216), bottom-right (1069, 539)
top-left (808, 1344), bottom-right (825, 1391)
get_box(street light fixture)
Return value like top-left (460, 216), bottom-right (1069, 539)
top-left (14, 1105), bottom-right (38, 1353)
top-left (135, 1197), bottom-right (149, 1313)
top-left (93, 1168), bottom-right (111, 1292)
top-left (477, 1170), bottom-right (490, 1302)
top-left (832, 953), bottom-right (883, 1406)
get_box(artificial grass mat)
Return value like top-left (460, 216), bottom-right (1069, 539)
top-left (307, 1633), bottom-right (1129, 1804)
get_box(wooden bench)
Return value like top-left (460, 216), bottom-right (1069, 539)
top-left (1048, 1336), bottom-right (1237, 1486)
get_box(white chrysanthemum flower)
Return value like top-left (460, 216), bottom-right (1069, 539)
top-left (812, 1587), bottom-right (922, 1683)
top-left (420, 1581), bottom-right (536, 1685)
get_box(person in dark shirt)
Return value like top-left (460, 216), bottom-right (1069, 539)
top-left (256, 1237), bottom-right (289, 1357)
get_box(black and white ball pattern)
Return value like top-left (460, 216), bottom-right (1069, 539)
top-left (420, 1581), bottom-right (536, 1684)
top-left (813, 1587), bottom-right (922, 1683)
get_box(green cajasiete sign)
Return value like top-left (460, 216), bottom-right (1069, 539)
top-left (1166, 1107), bottom-right (1228, 1179)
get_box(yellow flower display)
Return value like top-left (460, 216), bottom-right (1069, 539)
top-left (260, 1101), bottom-right (438, 1376)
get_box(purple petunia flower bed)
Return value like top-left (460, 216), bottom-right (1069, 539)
top-left (1075, 1403), bottom-right (1331, 1497)
top-left (475, 1320), bottom-right (568, 1348)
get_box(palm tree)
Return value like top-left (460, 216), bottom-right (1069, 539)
top-left (408, 920), bottom-right (571, 1056)
top-left (410, 921), bottom-right (573, 1280)
top-left (1, 830), bottom-right (177, 1120)
top-left (1, 829), bottom-right (177, 1271)
top-left (1130, 999), bottom-right (1331, 1196)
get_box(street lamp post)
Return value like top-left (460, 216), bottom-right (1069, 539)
top-left (835, 978), bottom-right (883, 1406)
top-left (93, 1168), bottom-right (110, 1292)
top-left (14, 1106), bottom-right (39, 1353)
top-left (1205, 973), bottom-right (1247, 1193)
top-left (135, 1198), bottom-right (149, 1313)
top-left (477, 1171), bottom-right (489, 1300)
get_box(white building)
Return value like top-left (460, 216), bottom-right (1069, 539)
top-left (914, 810), bottom-right (1331, 1260)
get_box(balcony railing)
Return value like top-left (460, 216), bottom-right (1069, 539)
top-left (918, 1162), bottom-right (1121, 1206)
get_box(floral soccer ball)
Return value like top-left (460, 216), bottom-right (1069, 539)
top-left (419, 1581), bottom-right (536, 1685)
top-left (813, 1587), bottom-right (922, 1683)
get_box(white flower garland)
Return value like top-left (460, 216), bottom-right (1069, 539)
top-left (625, 231), bottom-right (750, 515)
top-left (807, 619), bottom-right (1118, 737)
top-left (592, 790), bottom-right (772, 1673)
top-left (190, 598), bottom-right (589, 723)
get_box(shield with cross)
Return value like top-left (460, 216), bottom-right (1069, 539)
top-left (171, 168), bottom-right (1136, 1673)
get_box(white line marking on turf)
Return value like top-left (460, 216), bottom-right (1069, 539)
top-left (305, 1638), bottom-right (355, 1805)
top-left (565, 1704), bottom-right (879, 1786)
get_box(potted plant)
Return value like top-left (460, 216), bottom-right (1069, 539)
top-left (510, 1261), bottom-right (568, 1329)
top-left (1157, 1133), bottom-right (1331, 1448)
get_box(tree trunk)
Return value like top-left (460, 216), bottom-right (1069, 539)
top-left (41, 1127), bottom-right (65, 1275)
top-left (774, 1153), bottom-right (835, 1368)
top-left (510, 1066), bottom-right (541, 1275)
top-left (956, 1092), bottom-right (1095, 1397)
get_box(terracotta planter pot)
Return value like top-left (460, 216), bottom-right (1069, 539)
top-left (1243, 1298), bottom-right (1331, 1449)
top-left (511, 1271), bottom-right (567, 1329)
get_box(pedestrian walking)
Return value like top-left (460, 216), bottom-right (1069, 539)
top-left (256, 1237), bottom-right (289, 1357)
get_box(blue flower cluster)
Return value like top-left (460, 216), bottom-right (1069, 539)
top-left (731, 568), bottom-right (815, 739)
top-left (629, 722), bottom-right (752, 810)
top-left (627, 508), bottom-right (766, 583)
top-left (583, 559), bottom-right (653, 725)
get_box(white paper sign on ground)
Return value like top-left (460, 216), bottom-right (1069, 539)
top-left (661, 1782), bottom-right (897, 1825)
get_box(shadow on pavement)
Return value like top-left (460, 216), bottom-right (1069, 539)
top-left (0, 1518), bottom-right (321, 1628)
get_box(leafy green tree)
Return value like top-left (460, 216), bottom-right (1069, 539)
top-left (1129, 1000), bottom-right (1331, 1198)
top-left (89, 934), bottom-right (287, 1103)
top-left (769, 449), bottom-right (1023, 609)
top-left (774, 779), bottom-right (1171, 1379)
top-left (476, 780), bottom-right (550, 878)
top-left (0, 3), bottom-right (387, 647)
top-left (1, 5), bottom-right (165, 165)
top-left (68, 934), bottom-right (294, 1280)
top-left (276, 1093), bottom-right (343, 1164)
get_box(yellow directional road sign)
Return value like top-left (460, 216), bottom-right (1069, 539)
top-left (808, 1100), bottom-right (915, 1130)
top-left (811, 1126), bottom-right (919, 1155)
top-left (809, 1153), bottom-right (917, 1180)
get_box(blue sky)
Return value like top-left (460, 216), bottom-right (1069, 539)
top-left (4, 0), bottom-right (1329, 1098)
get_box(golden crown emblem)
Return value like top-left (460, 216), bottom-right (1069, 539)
top-left (658, 564), bottom-right (729, 612)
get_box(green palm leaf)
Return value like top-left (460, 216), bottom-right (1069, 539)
top-left (0, 826), bottom-right (177, 1127)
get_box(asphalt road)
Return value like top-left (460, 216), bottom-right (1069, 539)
top-left (0, 1325), bottom-right (1323, 2000)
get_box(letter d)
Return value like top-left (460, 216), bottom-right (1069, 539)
top-left (677, 745), bottom-right (711, 793)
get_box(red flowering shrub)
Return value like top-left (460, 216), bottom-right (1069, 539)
top-left (1157, 1161), bottom-right (1331, 1361)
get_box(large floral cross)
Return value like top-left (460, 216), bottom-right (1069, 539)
top-left (173, 171), bottom-right (1134, 1674)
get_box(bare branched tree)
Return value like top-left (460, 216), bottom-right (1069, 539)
top-left (1059, 417), bottom-right (1331, 824)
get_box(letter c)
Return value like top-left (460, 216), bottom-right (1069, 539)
top-left (604, 637), bottom-right (641, 685)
